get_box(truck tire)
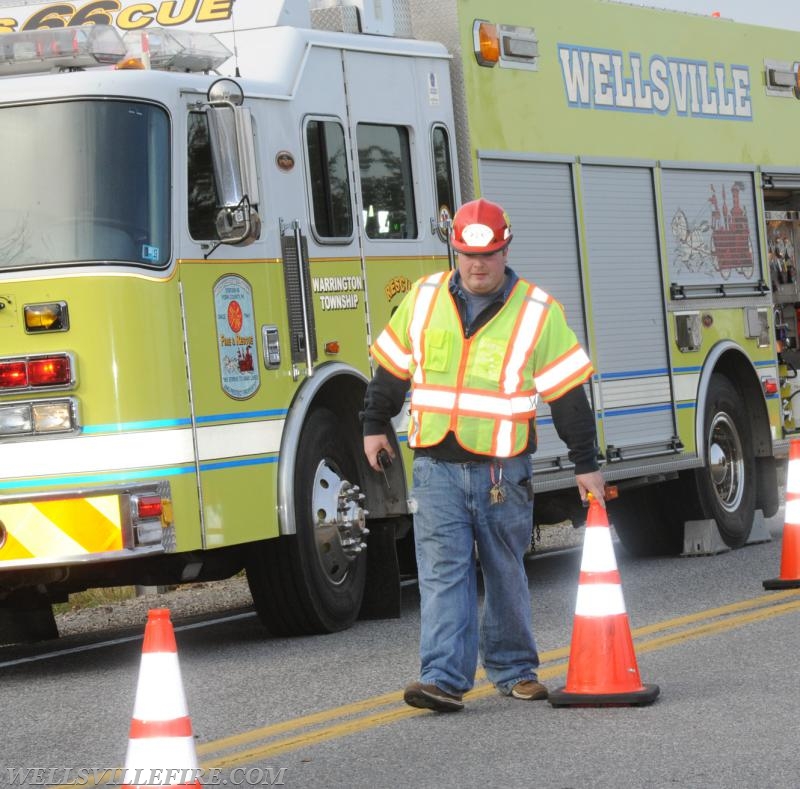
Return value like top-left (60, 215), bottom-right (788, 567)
top-left (246, 408), bottom-right (367, 635)
top-left (691, 373), bottom-right (755, 548)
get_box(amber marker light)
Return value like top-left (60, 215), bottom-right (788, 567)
top-left (324, 340), bottom-right (341, 355)
top-left (24, 302), bottom-right (68, 332)
top-left (115, 57), bottom-right (146, 70)
top-left (473, 20), bottom-right (500, 67)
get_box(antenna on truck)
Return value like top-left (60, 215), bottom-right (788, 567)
top-left (229, 2), bottom-right (241, 78)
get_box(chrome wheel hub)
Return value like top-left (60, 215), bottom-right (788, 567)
top-left (708, 412), bottom-right (744, 513)
top-left (311, 459), bottom-right (369, 585)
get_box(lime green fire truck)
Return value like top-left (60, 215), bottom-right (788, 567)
top-left (0, 0), bottom-right (795, 641)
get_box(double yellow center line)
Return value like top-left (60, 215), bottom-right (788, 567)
top-left (53, 589), bottom-right (800, 787)
top-left (196, 589), bottom-right (800, 770)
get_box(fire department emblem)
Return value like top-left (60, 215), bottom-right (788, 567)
top-left (214, 275), bottom-right (259, 399)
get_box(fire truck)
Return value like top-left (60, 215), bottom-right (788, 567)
top-left (0, 0), bottom-right (795, 641)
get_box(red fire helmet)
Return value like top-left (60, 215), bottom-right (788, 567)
top-left (450, 198), bottom-right (512, 254)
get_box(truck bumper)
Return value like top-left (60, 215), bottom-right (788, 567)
top-left (0, 481), bottom-right (173, 570)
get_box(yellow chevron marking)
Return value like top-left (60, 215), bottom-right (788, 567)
top-left (0, 530), bottom-right (34, 561)
top-left (0, 496), bottom-right (122, 560)
top-left (37, 497), bottom-right (122, 553)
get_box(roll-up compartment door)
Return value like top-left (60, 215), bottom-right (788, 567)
top-left (582, 164), bottom-right (677, 459)
top-left (478, 155), bottom-right (589, 466)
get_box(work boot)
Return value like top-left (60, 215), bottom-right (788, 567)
top-left (509, 679), bottom-right (549, 700)
top-left (403, 681), bottom-right (464, 712)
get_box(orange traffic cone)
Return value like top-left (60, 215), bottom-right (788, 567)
top-left (122, 609), bottom-right (201, 788)
top-left (764, 439), bottom-right (800, 589)
top-left (549, 498), bottom-right (659, 707)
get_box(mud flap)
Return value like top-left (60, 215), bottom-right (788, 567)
top-left (358, 519), bottom-right (401, 620)
top-left (755, 455), bottom-right (779, 519)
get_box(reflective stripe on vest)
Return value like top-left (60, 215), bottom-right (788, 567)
top-left (370, 324), bottom-right (412, 379)
top-left (535, 344), bottom-right (594, 400)
top-left (371, 271), bottom-right (446, 379)
top-left (410, 386), bottom-right (536, 419)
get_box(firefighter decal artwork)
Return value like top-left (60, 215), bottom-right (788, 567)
top-left (667, 176), bottom-right (757, 285)
top-left (707, 182), bottom-right (754, 279)
top-left (214, 275), bottom-right (259, 399)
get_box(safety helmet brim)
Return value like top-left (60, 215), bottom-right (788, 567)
top-left (450, 198), bottom-right (513, 255)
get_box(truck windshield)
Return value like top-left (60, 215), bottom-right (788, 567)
top-left (0, 100), bottom-right (170, 270)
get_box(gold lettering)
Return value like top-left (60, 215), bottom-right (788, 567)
top-left (0, 18), bottom-right (17, 33)
top-left (384, 276), bottom-right (412, 301)
top-left (21, 4), bottom-right (71, 30)
top-left (197, 0), bottom-right (233, 22)
top-left (71, 1), bottom-right (120, 26)
top-left (156, 0), bottom-right (199, 26)
top-left (116, 2), bottom-right (155, 29)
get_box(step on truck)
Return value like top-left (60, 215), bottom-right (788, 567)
top-left (0, 0), bottom-right (794, 641)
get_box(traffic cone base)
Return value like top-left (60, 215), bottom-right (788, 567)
top-left (763, 576), bottom-right (800, 589)
top-left (549, 499), bottom-right (659, 708)
top-left (764, 440), bottom-right (800, 589)
top-left (549, 683), bottom-right (660, 708)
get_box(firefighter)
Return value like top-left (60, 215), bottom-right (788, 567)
top-left (362, 198), bottom-right (605, 712)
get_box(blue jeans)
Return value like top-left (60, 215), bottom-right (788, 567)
top-left (411, 454), bottom-right (540, 696)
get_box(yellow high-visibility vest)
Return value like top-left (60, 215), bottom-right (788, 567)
top-left (371, 271), bottom-right (593, 457)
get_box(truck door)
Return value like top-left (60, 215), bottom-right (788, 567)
top-left (342, 47), bottom-right (455, 337)
top-left (176, 98), bottom-right (290, 551)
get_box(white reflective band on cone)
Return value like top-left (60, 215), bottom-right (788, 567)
top-left (131, 653), bottom-right (188, 721)
top-left (123, 737), bottom-right (199, 779)
top-left (788, 459), bottom-right (800, 494)
top-left (580, 527), bottom-right (619, 573)
top-left (785, 498), bottom-right (800, 525)
top-left (575, 583), bottom-right (627, 617)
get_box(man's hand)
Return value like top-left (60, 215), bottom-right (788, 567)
top-left (364, 434), bottom-right (395, 472)
top-left (575, 470), bottom-right (606, 506)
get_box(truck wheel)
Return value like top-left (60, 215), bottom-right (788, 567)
top-left (693, 374), bottom-right (755, 548)
top-left (246, 408), bottom-right (367, 635)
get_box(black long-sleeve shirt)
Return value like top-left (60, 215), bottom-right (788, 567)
top-left (361, 269), bottom-right (600, 474)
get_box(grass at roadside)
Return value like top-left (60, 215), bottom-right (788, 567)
top-left (53, 586), bottom-right (137, 614)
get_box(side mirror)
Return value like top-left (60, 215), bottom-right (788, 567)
top-left (205, 79), bottom-right (261, 246)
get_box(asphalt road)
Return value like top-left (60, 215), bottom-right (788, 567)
top-left (2, 507), bottom-right (799, 789)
